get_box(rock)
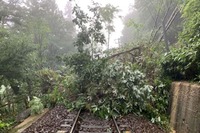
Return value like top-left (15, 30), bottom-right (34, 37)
top-left (16, 108), bottom-right (31, 122)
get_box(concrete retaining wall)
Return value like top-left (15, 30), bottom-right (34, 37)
top-left (170, 82), bottom-right (200, 133)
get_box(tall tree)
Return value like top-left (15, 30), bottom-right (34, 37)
top-left (120, 0), bottom-right (182, 46)
top-left (25, 0), bottom-right (76, 68)
top-left (100, 4), bottom-right (119, 50)
top-left (65, 1), bottom-right (73, 20)
top-left (180, 0), bottom-right (200, 44)
top-left (0, 0), bottom-right (24, 28)
top-left (73, 2), bottom-right (105, 58)
top-left (0, 28), bottom-right (34, 94)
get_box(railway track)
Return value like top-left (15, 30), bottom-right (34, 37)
top-left (55, 109), bottom-right (165, 133)
top-left (55, 110), bottom-right (79, 133)
top-left (22, 105), bottom-right (165, 133)
top-left (57, 109), bottom-right (121, 133)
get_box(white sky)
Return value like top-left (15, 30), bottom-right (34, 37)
top-left (56, 0), bottom-right (135, 48)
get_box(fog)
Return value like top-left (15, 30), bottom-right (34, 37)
top-left (56, 0), bottom-right (135, 48)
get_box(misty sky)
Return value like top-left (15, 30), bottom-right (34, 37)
top-left (56, 0), bottom-right (135, 48)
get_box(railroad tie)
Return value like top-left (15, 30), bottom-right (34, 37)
top-left (64, 119), bottom-right (74, 122)
top-left (57, 131), bottom-right (67, 133)
top-left (81, 125), bottom-right (110, 128)
top-left (60, 124), bottom-right (72, 127)
top-left (79, 131), bottom-right (110, 133)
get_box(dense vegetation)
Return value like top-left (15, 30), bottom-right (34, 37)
top-left (0, 0), bottom-right (200, 132)
top-left (0, 0), bottom-right (75, 131)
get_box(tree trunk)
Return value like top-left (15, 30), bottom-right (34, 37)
top-left (158, 7), bottom-right (180, 42)
top-left (162, 21), bottom-right (170, 52)
top-left (107, 31), bottom-right (110, 50)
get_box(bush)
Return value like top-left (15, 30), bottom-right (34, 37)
top-left (69, 60), bottom-right (154, 118)
top-left (95, 61), bottom-right (153, 114)
top-left (37, 69), bottom-right (60, 94)
top-left (65, 46), bottom-right (170, 128)
top-left (29, 96), bottom-right (44, 115)
top-left (43, 87), bottom-right (65, 108)
top-left (0, 120), bottom-right (10, 133)
top-left (65, 53), bottom-right (104, 93)
top-left (60, 73), bottom-right (79, 100)
top-left (64, 57), bottom-right (171, 128)
top-left (161, 43), bottom-right (200, 81)
top-left (41, 70), bottom-right (79, 108)
top-left (181, 0), bottom-right (200, 44)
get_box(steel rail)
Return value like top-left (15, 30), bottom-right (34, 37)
top-left (69, 109), bottom-right (82, 133)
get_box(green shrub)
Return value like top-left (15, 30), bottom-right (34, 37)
top-left (43, 87), bottom-right (65, 108)
top-left (65, 57), bottom-right (170, 127)
top-left (0, 120), bottom-right (10, 133)
top-left (181, 0), bottom-right (200, 44)
top-left (68, 60), bottom-right (154, 117)
top-left (89, 61), bottom-right (153, 117)
top-left (60, 73), bottom-right (79, 100)
top-left (65, 53), bottom-right (105, 93)
top-left (37, 68), bottom-right (60, 94)
top-left (41, 70), bottom-right (79, 108)
top-left (65, 45), bottom-right (170, 128)
top-left (161, 43), bottom-right (200, 81)
top-left (0, 85), bottom-right (15, 116)
top-left (29, 96), bottom-right (44, 115)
